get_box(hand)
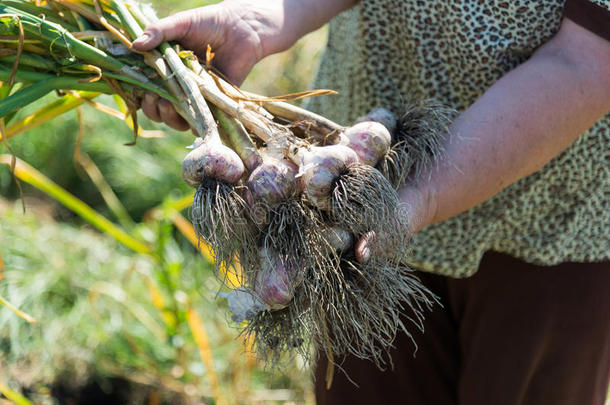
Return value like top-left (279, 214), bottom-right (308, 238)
top-left (355, 182), bottom-right (437, 263)
top-left (348, 109), bottom-right (437, 263)
top-left (132, 0), bottom-right (303, 131)
top-left (132, 0), bottom-right (358, 132)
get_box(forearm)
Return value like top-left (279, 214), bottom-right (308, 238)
top-left (292, 0), bottom-right (358, 33)
top-left (405, 19), bottom-right (610, 231)
top-left (257, 0), bottom-right (358, 55)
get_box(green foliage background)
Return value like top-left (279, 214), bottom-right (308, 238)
top-left (0, 0), bottom-right (328, 404)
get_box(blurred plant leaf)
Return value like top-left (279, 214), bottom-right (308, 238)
top-left (0, 380), bottom-right (32, 405)
top-left (186, 304), bottom-right (226, 405)
top-left (87, 281), bottom-right (165, 341)
top-left (0, 154), bottom-right (151, 255)
top-left (0, 91), bottom-right (100, 141)
top-left (0, 292), bottom-right (36, 323)
top-left (75, 146), bottom-right (136, 229)
top-left (164, 191), bottom-right (195, 212)
top-left (167, 209), bottom-right (241, 288)
top-left (141, 274), bottom-right (177, 330)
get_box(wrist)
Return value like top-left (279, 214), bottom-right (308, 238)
top-left (262, 0), bottom-right (357, 56)
top-left (398, 180), bottom-right (438, 234)
top-left (220, 0), bottom-right (302, 57)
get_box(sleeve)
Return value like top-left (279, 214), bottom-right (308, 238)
top-left (563, 0), bottom-right (610, 41)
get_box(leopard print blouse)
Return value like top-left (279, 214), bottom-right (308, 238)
top-left (307, 0), bottom-right (610, 277)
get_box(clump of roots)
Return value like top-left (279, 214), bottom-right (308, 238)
top-left (240, 285), bottom-right (315, 367)
top-left (239, 200), bottom-right (349, 366)
top-left (237, 197), bottom-right (335, 278)
top-left (331, 164), bottom-right (408, 253)
top-left (313, 257), bottom-right (437, 368)
top-left (377, 99), bottom-right (455, 189)
top-left (264, 200), bottom-right (333, 269)
top-left (191, 178), bottom-right (255, 281)
top-left (242, 250), bottom-right (437, 369)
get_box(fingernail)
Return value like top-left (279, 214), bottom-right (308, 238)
top-left (361, 246), bottom-right (371, 263)
top-left (133, 32), bottom-right (152, 46)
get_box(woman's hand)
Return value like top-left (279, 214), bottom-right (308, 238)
top-left (132, 1), bottom-right (282, 130)
top-left (132, 0), bottom-right (357, 131)
top-left (354, 185), bottom-right (437, 263)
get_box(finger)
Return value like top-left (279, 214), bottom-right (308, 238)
top-left (158, 99), bottom-right (190, 131)
top-left (132, 11), bottom-right (193, 51)
top-left (141, 92), bottom-right (162, 122)
top-left (214, 41), bottom-right (261, 86)
top-left (355, 231), bottom-right (377, 264)
top-left (215, 58), bottom-right (253, 87)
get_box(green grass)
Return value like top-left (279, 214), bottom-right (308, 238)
top-left (0, 94), bottom-right (195, 221)
top-left (0, 199), bottom-right (314, 404)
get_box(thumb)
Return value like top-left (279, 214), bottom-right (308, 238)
top-left (132, 12), bottom-right (192, 50)
top-left (355, 231), bottom-right (377, 264)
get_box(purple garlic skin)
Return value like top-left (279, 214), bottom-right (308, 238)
top-left (356, 107), bottom-right (397, 134)
top-left (341, 121), bottom-right (392, 166)
top-left (182, 137), bottom-right (244, 188)
top-left (293, 145), bottom-right (359, 211)
top-left (255, 250), bottom-right (302, 310)
top-left (246, 157), bottom-right (300, 207)
top-left (243, 152), bottom-right (263, 174)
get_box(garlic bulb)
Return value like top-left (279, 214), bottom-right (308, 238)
top-left (246, 155), bottom-right (301, 208)
top-left (340, 121), bottom-right (392, 166)
top-left (356, 107), bottom-right (397, 134)
top-left (254, 249), bottom-right (302, 310)
top-left (182, 137), bottom-right (244, 187)
top-left (289, 144), bottom-right (359, 210)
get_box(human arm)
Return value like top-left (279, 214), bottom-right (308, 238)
top-left (132, 0), bottom-right (357, 129)
top-left (405, 18), bottom-right (610, 232)
top-left (357, 18), bottom-right (610, 262)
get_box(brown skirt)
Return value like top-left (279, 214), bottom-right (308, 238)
top-left (314, 251), bottom-right (610, 405)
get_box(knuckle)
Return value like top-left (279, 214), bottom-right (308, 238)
top-left (144, 24), bottom-right (161, 37)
